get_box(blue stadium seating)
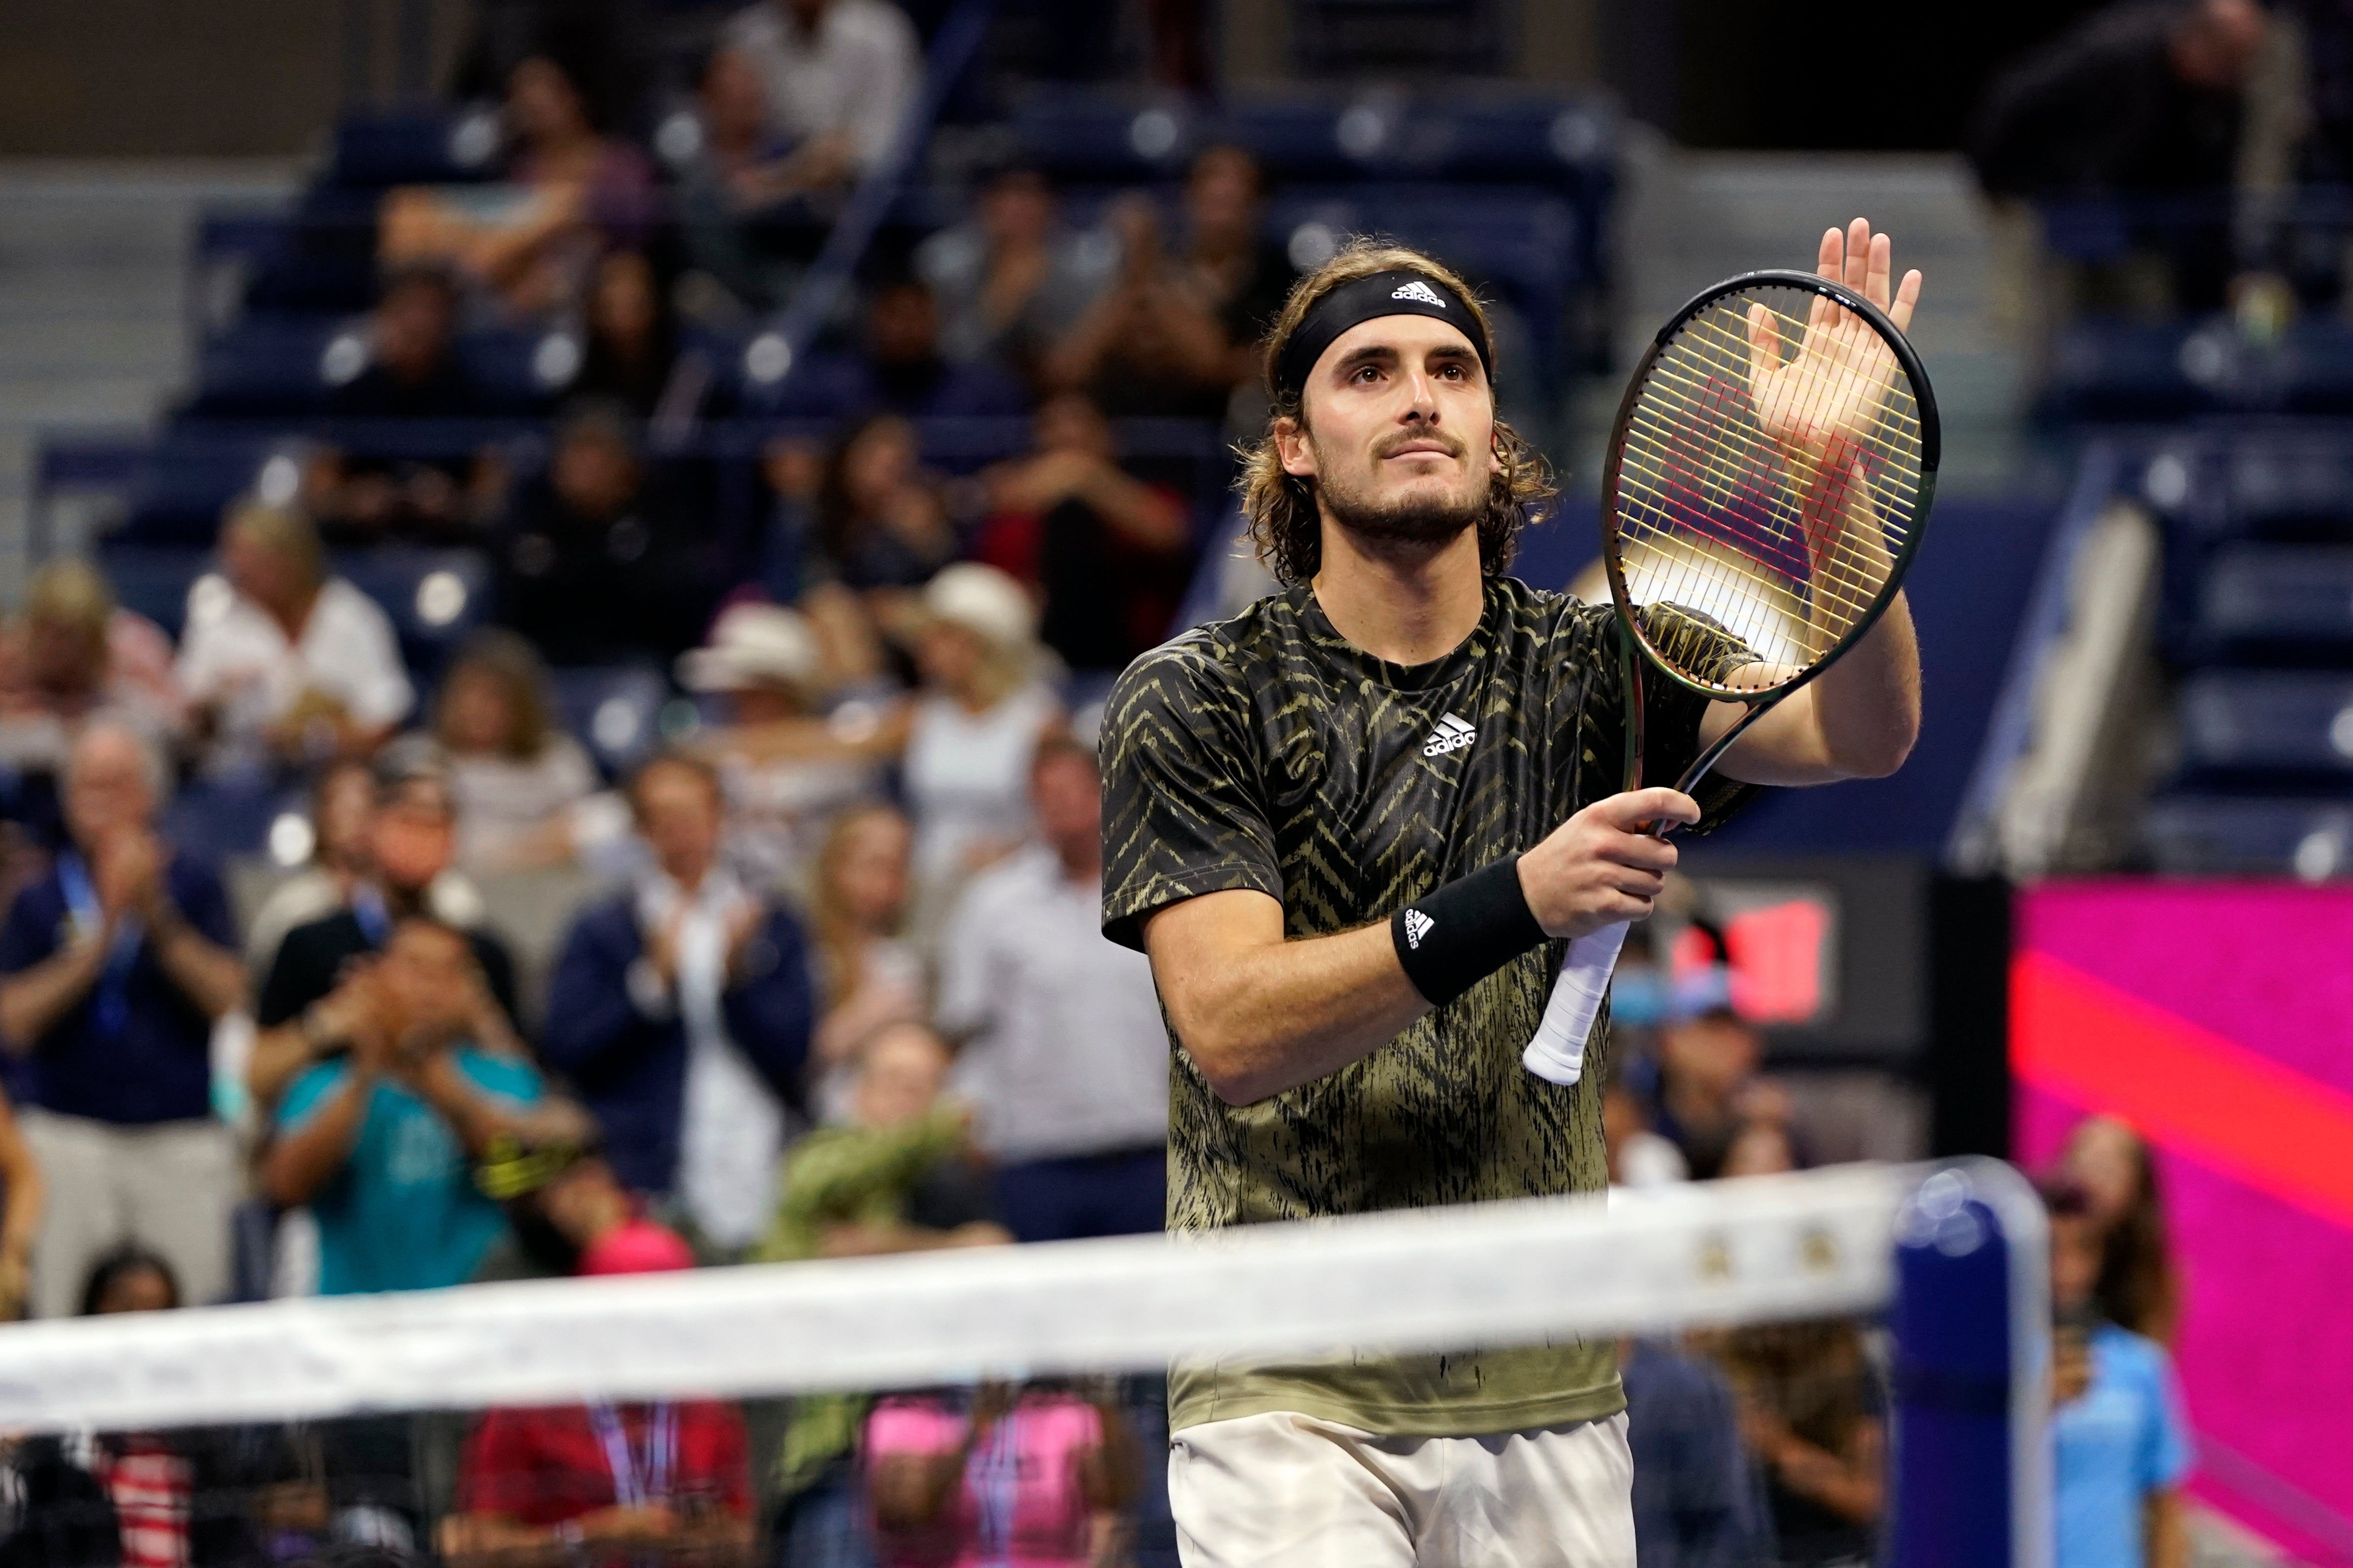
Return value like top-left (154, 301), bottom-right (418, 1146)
top-left (328, 111), bottom-right (501, 190)
top-left (186, 318), bottom-right (347, 418)
top-left (2143, 793), bottom-right (2353, 876)
top-left (335, 547), bottom-right (496, 680)
top-left (2177, 669), bottom-right (2353, 784)
top-left (183, 318), bottom-right (582, 421)
top-left (2198, 545), bottom-right (2353, 662)
top-left (550, 665), bottom-right (671, 778)
top-left (95, 540), bottom-right (489, 674)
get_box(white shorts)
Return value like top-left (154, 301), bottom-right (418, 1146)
top-left (1168, 1409), bottom-right (1635, 1568)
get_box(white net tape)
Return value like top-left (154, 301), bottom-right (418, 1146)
top-left (0, 1165), bottom-right (1909, 1433)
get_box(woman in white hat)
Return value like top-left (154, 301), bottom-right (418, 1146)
top-left (899, 562), bottom-right (1064, 932)
top-left (679, 602), bottom-right (896, 900)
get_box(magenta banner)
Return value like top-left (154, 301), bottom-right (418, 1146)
top-left (2014, 881), bottom-right (2353, 1564)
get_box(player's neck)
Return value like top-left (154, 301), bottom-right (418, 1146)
top-left (1309, 521), bottom-right (1484, 668)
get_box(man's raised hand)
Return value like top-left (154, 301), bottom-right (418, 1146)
top-left (1514, 787), bottom-right (1700, 940)
top-left (1744, 217), bottom-right (1922, 461)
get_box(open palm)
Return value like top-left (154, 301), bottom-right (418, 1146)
top-left (1744, 219), bottom-right (1921, 460)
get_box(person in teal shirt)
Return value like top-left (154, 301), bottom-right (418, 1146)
top-left (2048, 1181), bottom-right (2192, 1568)
top-left (263, 917), bottom-right (552, 1294)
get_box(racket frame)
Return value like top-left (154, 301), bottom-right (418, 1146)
top-left (1596, 267), bottom-right (1942, 795)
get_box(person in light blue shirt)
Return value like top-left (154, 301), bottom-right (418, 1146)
top-left (2048, 1180), bottom-right (2192, 1568)
top-left (262, 916), bottom-right (551, 1295)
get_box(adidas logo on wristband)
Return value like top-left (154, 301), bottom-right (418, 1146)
top-left (1402, 909), bottom-right (1435, 948)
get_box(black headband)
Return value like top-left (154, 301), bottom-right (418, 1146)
top-left (1274, 269), bottom-right (1492, 403)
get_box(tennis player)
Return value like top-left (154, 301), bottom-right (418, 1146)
top-left (1098, 225), bottom-right (1923, 1566)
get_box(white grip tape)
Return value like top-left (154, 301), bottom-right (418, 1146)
top-left (1521, 921), bottom-right (1627, 1085)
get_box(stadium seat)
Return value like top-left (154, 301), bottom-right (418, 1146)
top-left (95, 540), bottom-right (490, 691)
top-left (2198, 544), bottom-right (2353, 662)
top-left (185, 318), bottom-right (349, 418)
top-left (549, 664), bottom-right (671, 778)
top-left (2038, 319), bottom-right (2226, 423)
top-left (93, 543), bottom-right (215, 641)
top-left (2221, 434), bottom-right (2353, 535)
top-left (328, 110), bottom-right (501, 190)
top-left (118, 434), bottom-right (285, 545)
top-left (1009, 90), bottom-right (1202, 183)
top-left (334, 548), bottom-right (495, 682)
top-left (2143, 792), bottom-right (2353, 877)
top-left (2176, 670), bottom-right (2353, 784)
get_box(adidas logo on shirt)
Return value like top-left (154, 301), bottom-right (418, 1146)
top-left (1422, 712), bottom-right (1478, 757)
top-left (1402, 909), bottom-right (1435, 949)
top-left (1392, 280), bottom-right (1447, 308)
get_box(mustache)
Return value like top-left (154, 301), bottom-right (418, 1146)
top-left (1374, 428), bottom-right (1467, 460)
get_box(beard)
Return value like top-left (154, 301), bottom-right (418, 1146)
top-left (1312, 432), bottom-right (1488, 549)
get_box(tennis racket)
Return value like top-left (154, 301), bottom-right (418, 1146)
top-left (1521, 265), bottom-right (1939, 1085)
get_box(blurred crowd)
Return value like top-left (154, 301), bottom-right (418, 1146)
top-left (1971, 0), bottom-right (2353, 323)
top-left (0, 0), bottom-right (2239, 1562)
top-left (1602, 929), bottom-right (2191, 1568)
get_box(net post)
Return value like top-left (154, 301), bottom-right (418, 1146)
top-left (1889, 1159), bottom-right (2052, 1568)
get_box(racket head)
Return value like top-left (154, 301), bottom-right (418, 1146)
top-left (1599, 268), bottom-right (1939, 705)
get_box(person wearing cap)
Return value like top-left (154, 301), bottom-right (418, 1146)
top-left (901, 563), bottom-right (1063, 935)
top-left (540, 750), bottom-right (815, 1254)
top-left (1095, 234), bottom-right (1923, 1562)
top-left (249, 763), bottom-right (523, 1114)
top-left (678, 602), bottom-right (891, 899)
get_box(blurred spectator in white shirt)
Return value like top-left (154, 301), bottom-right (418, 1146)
top-left (722, 0), bottom-right (921, 179)
top-left (898, 564), bottom-right (1062, 940)
top-left (393, 630), bottom-right (601, 875)
top-left (0, 559), bottom-right (186, 773)
top-left (174, 503), bottom-right (413, 775)
top-left (938, 734), bottom-right (1165, 1241)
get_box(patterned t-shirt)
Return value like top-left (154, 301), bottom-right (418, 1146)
top-left (1099, 575), bottom-right (1752, 1437)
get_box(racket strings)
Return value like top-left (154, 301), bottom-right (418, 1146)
top-left (1675, 310), bottom-right (1927, 458)
top-left (1612, 287), bottom-right (1922, 692)
top-left (1614, 405), bottom-right (1891, 623)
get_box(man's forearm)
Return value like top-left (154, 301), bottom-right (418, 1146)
top-left (260, 1073), bottom-right (373, 1205)
top-left (148, 911), bottom-right (244, 1021)
top-left (1804, 591), bottom-right (1919, 778)
top-left (0, 941), bottom-right (109, 1052)
top-left (249, 1020), bottom-right (324, 1109)
top-left (412, 1057), bottom-right (528, 1158)
top-left (1145, 899), bottom-right (1427, 1105)
top-left (1802, 452), bottom-right (1920, 776)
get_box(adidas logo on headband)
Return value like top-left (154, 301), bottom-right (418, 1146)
top-left (1274, 267), bottom-right (1493, 400)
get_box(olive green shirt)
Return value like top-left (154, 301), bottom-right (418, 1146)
top-left (1099, 577), bottom-right (1752, 1436)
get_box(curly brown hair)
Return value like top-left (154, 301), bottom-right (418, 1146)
top-left (1238, 240), bottom-right (1555, 584)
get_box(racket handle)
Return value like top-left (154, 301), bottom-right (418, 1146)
top-left (1521, 921), bottom-right (1628, 1086)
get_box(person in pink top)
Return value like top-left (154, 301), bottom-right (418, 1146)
top-left (866, 1384), bottom-right (1138, 1568)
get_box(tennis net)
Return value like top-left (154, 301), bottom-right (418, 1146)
top-left (0, 1161), bottom-right (2047, 1568)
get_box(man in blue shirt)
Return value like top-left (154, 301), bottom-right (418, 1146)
top-left (2048, 1180), bottom-right (2192, 1568)
top-left (0, 720), bottom-right (245, 1317)
top-left (261, 916), bottom-right (551, 1294)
